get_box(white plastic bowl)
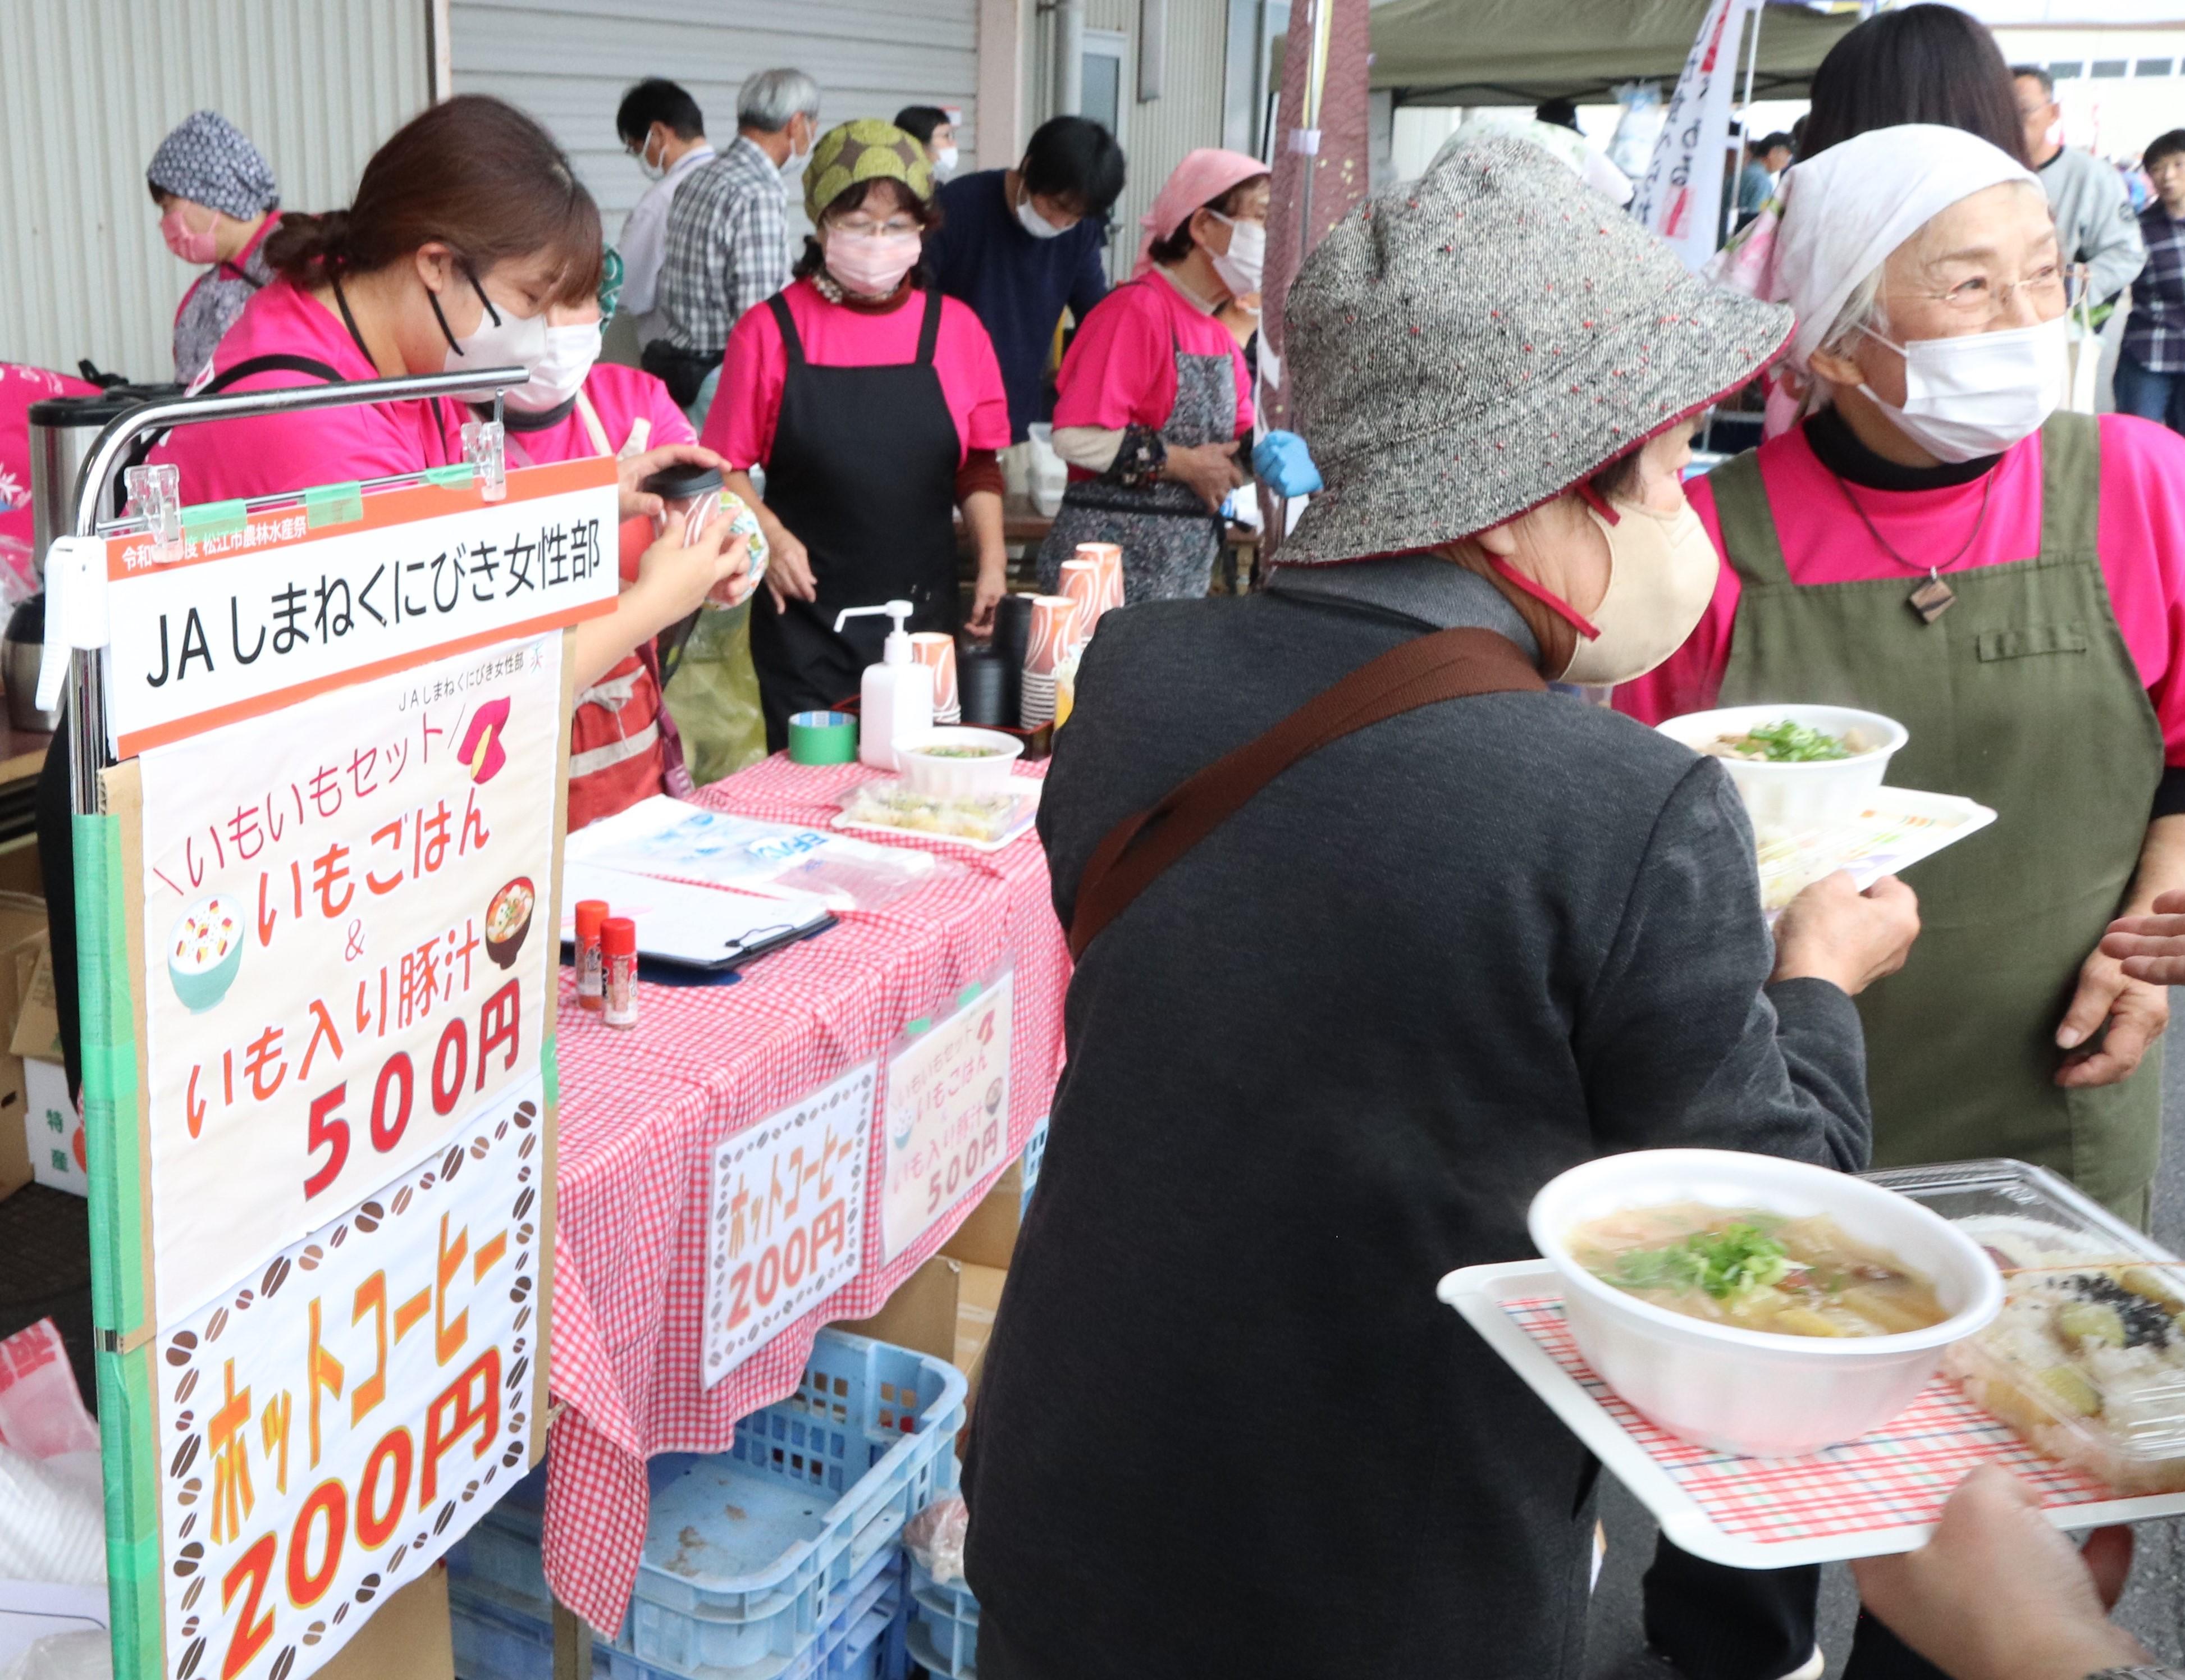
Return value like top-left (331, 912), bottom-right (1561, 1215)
top-left (1529, 1149), bottom-right (2002, 1458)
top-left (895, 727), bottom-right (1023, 798)
top-left (1656, 704), bottom-right (1908, 832)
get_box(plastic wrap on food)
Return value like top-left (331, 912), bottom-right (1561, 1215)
top-left (836, 779), bottom-right (1039, 847)
top-left (903, 1494), bottom-right (968, 1586)
top-left (1871, 1159), bottom-right (2185, 1495)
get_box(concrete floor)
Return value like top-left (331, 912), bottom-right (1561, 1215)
top-left (1584, 1020), bottom-right (2185, 1678)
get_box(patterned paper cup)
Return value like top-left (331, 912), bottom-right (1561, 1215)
top-left (1058, 560), bottom-right (1101, 645)
top-left (1076, 543), bottom-right (1124, 617)
top-left (1024, 595), bottom-right (1080, 679)
top-left (909, 633), bottom-right (960, 723)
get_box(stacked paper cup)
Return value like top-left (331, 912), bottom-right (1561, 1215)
top-left (1077, 542), bottom-right (1125, 618)
top-left (1020, 596), bottom-right (1080, 727)
top-left (1058, 558), bottom-right (1101, 650)
top-left (909, 632), bottom-right (960, 724)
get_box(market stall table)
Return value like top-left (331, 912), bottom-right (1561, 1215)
top-left (541, 754), bottom-right (1069, 1633)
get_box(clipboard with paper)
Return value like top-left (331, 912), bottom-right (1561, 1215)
top-left (560, 861), bottom-right (835, 970)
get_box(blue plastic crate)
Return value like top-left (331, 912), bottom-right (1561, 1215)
top-left (905, 1560), bottom-right (977, 1680)
top-left (625, 1331), bottom-right (964, 1678)
top-left (445, 1462), bottom-right (552, 1617)
top-left (454, 1551), bottom-right (909, 1680)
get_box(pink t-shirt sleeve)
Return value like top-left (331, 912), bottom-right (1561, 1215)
top-left (1053, 288), bottom-right (1174, 433)
top-left (1613, 471), bottom-right (1744, 724)
top-left (702, 303), bottom-right (787, 470)
top-left (644, 375), bottom-right (698, 449)
top-left (1233, 346), bottom-right (1254, 439)
top-left (941, 302), bottom-right (1011, 454)
top-left (2098, 414), bottom-right (2185, 768)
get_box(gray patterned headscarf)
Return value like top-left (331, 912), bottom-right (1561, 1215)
top-left (147, 111), bottom-right (280, 221)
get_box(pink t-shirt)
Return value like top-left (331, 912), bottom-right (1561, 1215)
top-left (149, 277), bottom-right (461, 502)
top-left (1617, 415), bottom-right (2185, 766)
top-left (702, 280), bottom-right (1010, 470)
top-left (489, 360), bottom-right (696, 471)
top-left (1050, 275), bottom-right (1253, 473)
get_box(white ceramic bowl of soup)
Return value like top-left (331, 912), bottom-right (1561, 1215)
top-left (1529, 1149), bottom-right (2003, 1458)
top-left (1656, 705), bottom-right (1908, 833)
top-left (895, 727), bottom-right (1024, 798)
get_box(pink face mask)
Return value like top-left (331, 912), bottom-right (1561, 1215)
top-left (822, 227), bottom-right (922, 298)
top-left (161, 206), bottom-right (221, 266)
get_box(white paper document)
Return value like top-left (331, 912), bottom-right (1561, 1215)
top-left (560, 862), bottom-right (832, 967)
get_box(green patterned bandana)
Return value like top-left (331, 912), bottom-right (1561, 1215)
top-left (597, 246), bottom-right (625, 323)
top-left (804, 120), bottom-right (933, 223)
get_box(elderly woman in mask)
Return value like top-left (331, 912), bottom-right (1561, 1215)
top-left (703, 120), bottom-right (1009, 747)
top-left (961, 134), bottom-right (1918, 1680)
top-left (1622, 125), bottom-right (2185, 1230)
top-left (1036, 148), bottom-right (1267, 604)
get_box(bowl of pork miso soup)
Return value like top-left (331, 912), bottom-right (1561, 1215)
top-left (1530, 1151), bottom-right (2003, 1458)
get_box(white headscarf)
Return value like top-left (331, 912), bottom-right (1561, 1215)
top-left (1710, 124), bottom-right (2038, 378)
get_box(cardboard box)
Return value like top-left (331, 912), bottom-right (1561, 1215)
top-left (8, 944), bottom-right (60, 1063)
top-left (953, 1262), bottom-right (1007, 1404)
top-left (0, 892), bottom-right (50, 1207)
top-left (320, 1563), bottom-right (453, 1680)
top-left (839, 1253), bottom-right (961, 1364)
top-left (22, 1058), bottom-right (83, 1196)
top-left (940, 1162), bottom-right (1025, 1272)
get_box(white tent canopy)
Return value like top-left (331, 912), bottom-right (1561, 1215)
top-left (1363, 0), bottom-right (1861, 103)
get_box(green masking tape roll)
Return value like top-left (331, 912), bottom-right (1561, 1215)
top-left (787, 709), bottom-right (858, 765)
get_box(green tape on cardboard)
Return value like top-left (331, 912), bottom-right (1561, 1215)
top-left (426, 463), bottom-right (478, 488)
top-left (542, 1031), bottom-right (559, 1111)
top-left (956, 983), bottom-right (981, 1009)
top-left (180, 499), bottom-right (246, 540)
top-left (75, 810), bottom-right (144, 1339)
top-left (304, 481), bottom-right (365, 528)
top-left (904, 1016), bottom-right (931, 1036)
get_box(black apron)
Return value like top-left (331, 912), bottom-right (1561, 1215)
top-left (748, 287), bottom-right (962, 750)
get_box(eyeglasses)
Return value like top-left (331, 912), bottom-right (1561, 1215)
top-left (1890, 261), bottom-right (2067, 322)
top-left (831, 216), bottom-right (922, 239)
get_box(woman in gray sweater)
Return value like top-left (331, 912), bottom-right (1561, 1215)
top-left (961, 132), bottom-right (1921, 1678)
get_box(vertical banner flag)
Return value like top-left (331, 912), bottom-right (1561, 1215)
top-left (1631, 0), bottom-right (1760, 272)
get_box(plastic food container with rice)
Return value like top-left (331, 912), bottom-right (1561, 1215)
top-left (1869, 1158), bottom-right (2185, 1495)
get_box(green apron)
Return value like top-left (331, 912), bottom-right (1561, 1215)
top-left (1710, 413), bottom-right (2164, 1223)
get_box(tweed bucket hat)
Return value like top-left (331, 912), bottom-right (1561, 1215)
top-left (804, 120), bottom-right (934, 223)
top-left (1280, 132), bottom-right (1793, 567)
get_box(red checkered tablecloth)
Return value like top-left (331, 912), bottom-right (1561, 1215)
top-left (1505, 1294), bottom-right (2111, 1547)
top-left (541, 757), bottom-right (1068, 1633)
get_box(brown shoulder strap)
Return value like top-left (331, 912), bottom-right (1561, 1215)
top-left (1067, 626), bottom-right (1546, 959)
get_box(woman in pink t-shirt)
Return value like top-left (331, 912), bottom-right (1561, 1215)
top-left (703, 121), bottom-right (1009, 748)
top-left (1039, 149), bottom-right (1263, 604)
top-left (1619, 126), bottom-right (2185, 1223)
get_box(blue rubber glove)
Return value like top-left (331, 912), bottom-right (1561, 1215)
top-left (1252, 430), bottom-right (1323, 496)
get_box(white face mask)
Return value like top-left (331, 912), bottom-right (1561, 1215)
top-left (636, 131), bottom-right (668, 181)
top-left (1015, 189), bottom-right (1068, 240)
top-left (933, 145), bottom-right (959, 177)
top-left (1858, 313), bottom-right (2068, 464)
top-left (779, 122), bottom-right (813, 181)
top-left (436, 271), bottom-right (551, 404)
top-left (1207, 212), bottom-right (1265, 298)
top-left (1497, 494), bottom-right (1719, 686)
top-left (504, 321), bottom-right (602, 413)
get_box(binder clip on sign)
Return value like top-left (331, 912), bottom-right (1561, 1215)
top-left (462, 413), bottom-right (509, 503)
top-left (124, 463), bottom-right (183, 565)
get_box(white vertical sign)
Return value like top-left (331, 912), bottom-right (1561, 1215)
top-left (1631, 0), bottom-right (1760, 272)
